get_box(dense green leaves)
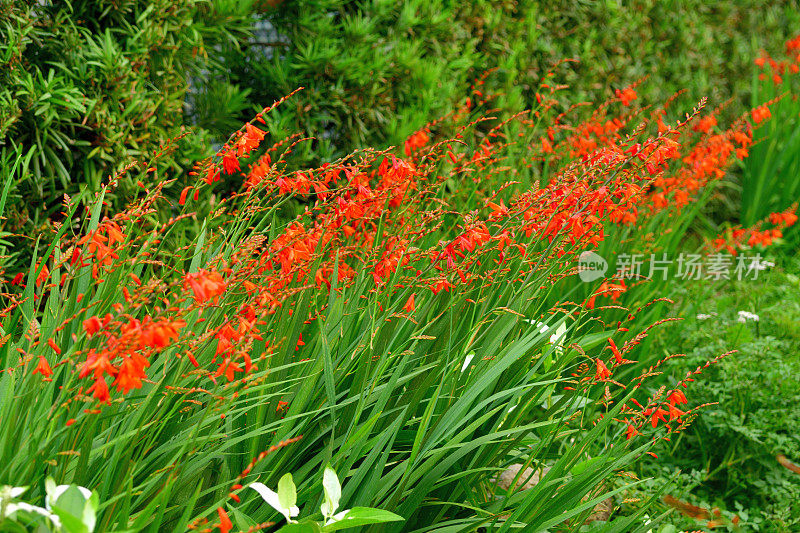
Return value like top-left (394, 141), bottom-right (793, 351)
top-left (218, 0), bottom-right (800, 172)
top-left (1, 2), bottom-right (799, 532)
top-left (639, 256), bottom-right (800, 530)
top-left (0, 0), bottom-right (253, 271)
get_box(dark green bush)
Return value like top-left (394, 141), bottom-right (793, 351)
top-left (0, 0), bottom-right (253, 266)
top-left (218, 0), bottom-right (800, 170)
top-left (217, 1), bottom-right (489, 168)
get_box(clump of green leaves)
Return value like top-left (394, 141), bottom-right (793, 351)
top-left (239, 467), bottom-right (403, 531)
top-left (0, 0), bottom-right (253, 271)
top-left (0, 478), bottom-right (97, 533)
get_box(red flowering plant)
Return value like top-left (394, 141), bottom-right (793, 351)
top-left (711, 204), bottom-right (798, 255)
top-left (0, 61), bottom-right (789, 531)
top-left (742, 33), bottom-right (800, 231)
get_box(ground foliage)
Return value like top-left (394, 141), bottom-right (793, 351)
top-left (640, 254), bottom-right (800, 532)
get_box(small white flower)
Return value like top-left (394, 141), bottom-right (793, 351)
top-left (696, 312), bottom-right (717, 320)
top-left (737, 310), bottom-right (760, 323)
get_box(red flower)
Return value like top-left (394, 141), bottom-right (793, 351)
top-left (237, 123), bottom-right (267, 157)
top-left (113, 355), bottom-right (149, 394)
top-left (33, 356), bottom-right (53, 379)
top-left (179, 186), bottom-right (193, 205)
top-left (667, 390), bottom-right (688, 405)
top-left (769, 208), bottom-right (798, 227)
top-left (83, 316), bottom-right (103, 336)
top-left (140, 318), bottom-right (184, 349)
top-left (36, 262), bottom-right (50, 287)
top-left (752, 105), bottom-right (772, 124)
top-left (668, 403), bottom-right (686, 422)
top-left (47, 338), bottom-right (61, 355)
top-left (595, 358), bottom-right (611, 381)
top-left (430, 278), bottom-right (454, 295)
top-left (404, 128), bottom-right (430, 156)
top-left (205, 165), bottom-right (221, 185)
top-left (645, 406), bottom-right (669, 428)
top-left (222, 149), bottom-right (240, 175)
top-left (608, 338), bottom-right (623, 364)
top-left (185, 269), bottom-right (227, 303)
top-left (693, 115), bottom-right (718, 133)
top-left (403, 294), bottom-right (416, 313)
top-left (217, 507), bottom-right (233, 533)
top-left (79, 350), bottom-right (118, 380)
top-left (615, 86), bottom-right (638, 106)
top-left (215, 358), bottom-right (244, 382)
top-left (87, 377), bottom-right (111, 404)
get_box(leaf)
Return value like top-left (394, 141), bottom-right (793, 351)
top-left (50, 504), bottom-right (89, 533)
top-left (277, 473), bottom-right (297, 511)
top-left (570, 456), bottom-right (605, 477)
top-left (230, 507), bottom-right (258, 529)
top-left (278, 522), bottom-right (322, 533)
top-left (320, 507), bottom-right (404, 532)
top-left (321, 466), bottom-right (341, 519)
top-left (82, 491), bottom-right (98, 532)
top-left (250, 482), bottom-right (299, 522)
top-left (53, 486), bottom-right (88, 517)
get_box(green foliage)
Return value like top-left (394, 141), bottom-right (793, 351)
top-left (0, 0), bottom-right (253, 270)
top-left (2, 2), bottom-right (800, 531)
top-left (218, 0), bottom-right (800, 169)
top-left (0, 479), bottom-right (97, 532)
top-left (640, 254), bottom-right (800, 531)
top-left (524, 0), bottom-right (800, 109)
top-left (218, 1), bottom-right (487, 167)
top-left (0, 78), bottom-right (698, 531)
top-left (246, 467), bottom-right (405, 531)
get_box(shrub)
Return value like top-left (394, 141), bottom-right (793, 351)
top-left (0, 0), bottom-right (253, 270)
top-left (217, 0), bottom-right (800, 172)
top-left (217, 1), bottom-right (487, 168)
